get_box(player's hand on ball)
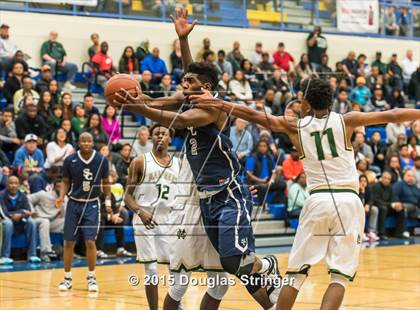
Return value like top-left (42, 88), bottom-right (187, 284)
top-left (137, 208), bottom-right (158, 229)
top-left (114, 87), bottom-right (147, 108)
top-left (170, 7), bottom-right (197, 39)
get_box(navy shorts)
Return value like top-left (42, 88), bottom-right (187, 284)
top-left (199, 178), bottom-right (255, 258)
top-left (64, 199), bottom-right (100, 241)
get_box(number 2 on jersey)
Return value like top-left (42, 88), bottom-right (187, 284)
top-left (156, 184), bottom-right (170, 200)
top-left (310, 128), bottom-right (338, 160)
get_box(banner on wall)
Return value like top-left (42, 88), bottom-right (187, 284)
top-left (337, 0), bottom-right (379, 33)
top-left (15, 0), bottom-right (97, 6)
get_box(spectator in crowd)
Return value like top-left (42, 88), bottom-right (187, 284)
top-left (287, 173), bottom-right (308, 218)
top-left (388, 87), bottom-right (405, 109)
top-left (354, 132), bottom-right (374, 163)
top-left (331, 88), bottom-right (352, 114)
top-left (367, 66), bottom-right (383, 90)
top-left (118, 46), bottom-right (139, 75)
top-left (241, 59), bottom-right (259, 91)
top-left (131, 126), bottom-right (152, 157)
top-left (83, 92), bottom-right (100, 116)
top-left (282, 148), bottom-right (304, 181)
top-left (355, 159), bottom-right (376, 183)
top-left (44, 128), bottom-right (74, 169)
top-left (306, 25), bottom-right (328, 71)
top-left (387, 53), bottom-right (404, 91)
top-left (408, 67), bottom-right (420, 102)
top-left (61, 92), bottom-right (73, 120)
top-left (249, 93), bottom-right (272, 115)
top-left (407, 135), bottom-right (419, 159)
top-left (155, 74), bottom-right (176, 98)
top-left (272, 42), bottom-right (294, 73)
top-left (295, 53), bottom-right (317, 81)
top-left (370, 84), bottom-right (390, 111)
top-left (35, 64), bottom-right (53, 94)
top-left (28, 178), bottom-right (64, 262)
top-left (228, 69), bottom-right (253, 103)
top-left (59, 119), bottom-right (76, 147)
top-left (245, 139), bottom-right (286, 206)
top-left (139, 70), bottom-right (156, 97)
top-left (51, 105), bottom-right (64, 131)
top-left (0, 176), bottom-right (41, 264)
top-left (195, 37), bottom-right (214, 62)
top-left (349, 76), bottom-right (371, 108)
top-left (341, 51), bottom-right (358, 85)
top-left (7, 50), bottom-right (29, 77)
top-left (87, 33), bottom-right (100, 60)
top-left (0, 108), bottom-right (20, 153)
top-left (3, 62), bottom-right (24, 104)
top-left (317, 53), bottom-right (332, 80)
top-left (115, 144), bottom-right (132, 187)
top-left (393, 169), bottom-right (420, 238)
top-left (101, 104), bottom-right (121, 144)
top-left (92, 41), bottom-right (115, 88)
top-left (386, 122), bottom-right (406, 145)
top-left (227, 41), bottom-right (244, 73)
top-left (230, 118), bottom-right (253, 164)
top-left (40, 31), bottom-right (78, 90)
top-left (217, 71), bottom-right (231, 99)
top-left (385, 155), bottom-right (403, 184)
top-left (214, 50), bottom-right (233, 77)
top-left (71, 105), bottom-right (87, 138)
top-left (15, 104), bottom-right (47, 142)
top-left (13, 76), bottom-right (39, 114)
top-left (0, 24), bottom-right (17, 72)
top-left (250, 42), bottom-right (272, 65)
top-left (357, 54), bottom-right (371, 77)
top-left (259, 52), bottom-right (274, 73)
top-left (397, 7), bottom-right (409, 36)
top-left (384, 6), bottom-right (398, 35)
top-left (414, 156), bottom-right (420, 187)
top-left (369, 131), bottom-right (387, 171)
top-left (358, 174), bottom-right (379, 242)
top-left (371, 51), bottom-right (387, 75)
top-left (0, 165), bottom-right (10, 191)
top-left (99, 144), bottom-right (117, 174)
top-left (169, 39), bottom-right (183, 83)
top-left (263, 69), bottom-right (291, 111)
top-left (13, 134), bottom-right (44, 181)
top-left (82, 113), bottom-right (108, 150)
top-left (141, 47), bottom-right (168, 84)
top-left (387, 133), bottom-right (407, 161)
top-left (399, 144), bottom-right (414, 170)
top-left (369, 171), bottom-right (398, 240)
top-left (401, 49), bottom-right (418, 89)
top-left (135, 40), bottom-right (150, 64)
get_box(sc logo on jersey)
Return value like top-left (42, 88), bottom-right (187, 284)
top-left (82, 168), bottom-right (93, 192)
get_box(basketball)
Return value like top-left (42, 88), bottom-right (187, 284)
top-left (104, 74), bottom-right (140, 105)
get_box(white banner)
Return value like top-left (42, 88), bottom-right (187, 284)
top-left (337, 0), bottom-right (379, 33)
top-left (14, 0), bottom-right (97, 6)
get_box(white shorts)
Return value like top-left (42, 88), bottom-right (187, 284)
top-left (133, 213), bottom-right (173, 264)
top-left (287, 191), bottom-right (365, 281)
top-left (170, 203), bottom-right (223, 272)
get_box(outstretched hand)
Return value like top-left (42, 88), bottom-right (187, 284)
top-left (112, 87), bottom-right (148, 109)
top-left (190, 89), bottom-right (225, 111)
top-left (170, 7), bottom-right (197, 39)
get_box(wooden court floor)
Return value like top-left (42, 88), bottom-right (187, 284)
top-left (0, 245), bottom-right (419, 310)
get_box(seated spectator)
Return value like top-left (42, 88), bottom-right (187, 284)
top-left (295, 53), bottom-right (317, 81)
top-left (369, 131), bottom-right (387, 171)
top-left (169, 39), bottom-right (183, 83)
top-left (155, 74), bottom-right (176, 98)
top-left (227, 46), bottom-right (244, 74)
top-left (401, 49), bottom-right (418, 89)
top-left (356, 159), bottom-right (376, 183)
top-left (367, 65), bottom-right (383, 90)
top-left (282, 148), bottom-right (304, 182)
top-left (386, 53), bottom-right (403, 91)
top-left (331, 88), bottom-right (352, 114)
top-left (13, 134), bottom-right (44, 181)
top-left (262, 89), bottom-right (278, 115)
top-left (414, 156), bottom-right (420, 187)
top-left (101, 105), bottom-right (121, 144)
top-left (393, 169), bottom-right (420, 238)
top-left (349, 76), bottom-right (371, 108)
top-left (141, 47), bottom-right (168, 84)
top-left (272, 42), bottom-right (294, 73)
top-left (115, 144), bottom-right (132, 187)
top-left (359, 175), bottom-right (379, 242)
top-left (15, 104), bottom-right (47, 142)
top-left (48, 80), bottom-right (61, 105)
top-left (0, 24), bottom-right (17, 73)
top-left (92, 41), bottom-right (115, 88)
top-left (230, 118), bottom-right (253, 164)
top-left (369, 84), bottom-right (390, 112)
top-left (228, 70), bottom-right (253, 103)
top-left (245, 139), bottom-right (286, 206)
top-left (263, 69), bottom-right (291, 111)
top-left (249, 93), bottom-right (272, 115)
top-left (0, 107), bottom-right (20, 153)
top-left (131, 126), bottom-right (152, 157)
top-left (59, 119), bottom-right (77, 147)
top-left (202, 50), bottom-right (216, 65)
top-left (61, 92), bottom-right (73, 120)
top-left (371, 51), bottom-right (386, 75)
top-left (51, 105), bottom-right (64, 130)
top-left (83, 92), bottom-right (100, 116)
top-left (44, 128), bottom-right (74, 169)
top-left (38, 90), bottom-right (54, 138)
top-left (217, 72), bottom-right (231, 99)
top-left (87, 33), bottom-right (100, 60)
top-left (135, 40), bottom-right (150, 64)
top-left (214, 50), bottom-right (233, 77)
top-left (35, 64), bottom-right (53, 94)
top-left (408, 66), bottom-right (420, 103)
top-left (317, 53), bottom-right (332, 80)
top-left (13, 76), bottom-right (40, 114)
top-left (0, 165), bottom-right (10, 191)
top-left (71, 104), bottom-right (87, 138)
top-left (118, 46), bottom-right (139, 75)
top-left (357, 54), bottom-right (370, 77)
top-left (250, 42), bottom-right (272, 65)
top-left (3, 62), bottom-right (24, 104)
top-left (241, 59), bottom-right (259, 91)
top-left (82, 113), bottom-right (108, 150)
top-left (259, 52), bottom-right (274, 73)
top-left (6, 50), bottom-right (29, 77)
top-left (287, 173), bottom-right (309, 218)
top-left (0, 176), bottom-right (41, 264)
top-left (399, 144), bottom-right (414, 170)
top-left (195, 37), bottom-right (214, 62)
top-left (40, 31), bottom-right (77, 90)
top-left (354, 132), bottom-right (374, 163)
top-left (139, 70), bottom-right (156, 97)
top-left (386, 123), bottom-right (406, 145)
top-left (28, 178), bottom-right (64, 262)
top-left (387, 87), bottom-right (405, 109)
top-left (99, 144), bottom-right (117, 174)
top-left (407, 135), bottom-right (420, 159)
top-left (341, 51), bottom-right (358, 84)
top-left (398, 7), bottom-right (409, 36)
top-left (384, 6), bottom-right (398, 35)
top-left (384, 155), bottom-right (403, 184)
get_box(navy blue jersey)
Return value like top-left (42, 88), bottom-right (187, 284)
top-left (182, 102), bottom-right (241, 192)
top-left (63, 151), bottom-right (109, 201)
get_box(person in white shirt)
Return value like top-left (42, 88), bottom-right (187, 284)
top-left (45, 128), bottom-right (74, 169)
top-left (386, 122), bottom-right (407, 145)
top-left (250, 42), bottom-right (273, 65)
top-left (401, 49), bottom-right (418, 87)
top-left (131, 126), bottom-right (153, 158)
top-left (0, 24), bottom-right (17, 71)
top-left (228, 69), bottom-right (253, 103)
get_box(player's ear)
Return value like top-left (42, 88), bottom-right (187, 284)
top-left (202, 82), bottom-right (212, 91)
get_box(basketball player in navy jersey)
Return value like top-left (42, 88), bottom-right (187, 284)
top-left (57, 132), bottom-right (111, 292)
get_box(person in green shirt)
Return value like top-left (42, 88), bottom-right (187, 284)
top-left (71, 104), bottom-right (87, 139)
top-left (287, 173), bottom-right (309, 218)
top-left (40, 31), bottom-right (78, 90)
top-left (371, 51), bottom-right (386, 75)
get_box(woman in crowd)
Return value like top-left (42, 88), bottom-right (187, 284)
top-left (295, 53), bottom-right (317, 81)
top-left (38, 90), bottom-right (54, 138)
top-left (101, 104), bottom-right (121, 145)
top-left (241, 59), bottom-right (259, 91)
top-left (388, 87), bottom-right (406, 109)
top-left (228, 69), bottom-right (253, 103)
top-left (61, 92), bottom-right (73, 120)
top-left (98, 144), bottom-right (117, 174)
top-left (356, 159), bottom-right (377, 183)
top-left (59, 119), bottom-right (77, 147)
top-left (118, 46), bottom-right (139, 75)
top-left (48, 80), bottom-right (61, 105)
top-left (51, 105), bottom-right (64, 130)
top-left (217, 72), bottom-right (231, 99)
top-left (408, 135), bottom-right (420, 159)
top-left (384, 155), bottom-right (403, 184)
top-left (83, 113), bottom-right (108, 149)
top-left (71, 104), bottom-right (87, 138)
top-left (45, 127), bottom-right (74, 170)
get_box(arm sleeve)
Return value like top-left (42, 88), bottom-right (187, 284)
top-left (245, 156), bottom-right (256, 173)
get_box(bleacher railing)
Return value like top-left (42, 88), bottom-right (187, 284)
top-left (0, 0), bottom-right (419, 40)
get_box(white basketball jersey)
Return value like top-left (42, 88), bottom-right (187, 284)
top-left (173, 155), bottom-right (200, 207)
top-left (134, 152), bottom-right (180, 218)
top-left (298, 112), bottom-right (359, 193)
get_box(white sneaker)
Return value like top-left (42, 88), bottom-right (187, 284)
top-left (58, 277), bottom-right (72, 291)
top-left (87, 276), bottom-right (99, 292)
top-left (362, 233), bottom-right (369, 242)
top-left (368, 232), bottom-right (379, 242)
top-left (97, 250), bottom-right (108, 258)
top-left (64, 81), bottom-right (76, 90)
top-left (402, 231), bottom-right (410, 238)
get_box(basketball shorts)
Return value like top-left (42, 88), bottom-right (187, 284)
top-left (199, 179), bottom-right (255, 258)
top-left (287, 191), bottom-right (365, 281)
top-left (63, 199), bottom-right (100, 241)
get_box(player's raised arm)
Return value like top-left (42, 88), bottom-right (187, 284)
top-left (344, 109), bottom-right (420, 130)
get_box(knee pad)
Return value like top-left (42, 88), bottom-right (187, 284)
top-left (144, 262), bottom-right (158, 277)
top-left (330, 273), bottom-right (349, 289)
top-left (168, 271), bottom-right (191, 302)
top-left (206, 271), bottom-right (230, 300)
top-left (285, 273), bottom-right (307, 291)
top-left (220, 253), bottom-right (256, 276)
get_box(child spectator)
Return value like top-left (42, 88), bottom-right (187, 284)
top-left (13, 134), bottom-right (45, 182)
top-left (349, 76), bottom-right (371, 108)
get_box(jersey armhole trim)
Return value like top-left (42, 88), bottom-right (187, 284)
top-left (297, 119), bottom-right (306, 160)
top-left (139, 154), bottom-right (146, 184)
top-left (339, 114), bottom-right (353, 151)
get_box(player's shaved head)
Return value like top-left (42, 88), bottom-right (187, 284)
top-left (79, 132), bottom-right (93, 141)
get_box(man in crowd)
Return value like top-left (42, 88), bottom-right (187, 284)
top-left (226, 41), bottom-right (244, 72)
top-left (0, 108), bottom-right (20, 153)
top-left (371, 51), bottom-right (387, 75)
top-left (0, 24), bottom-right (17, 73)
top-left (13, 134), bottom-right (45, 182)
top-left (3, 62), bottom-right (24, 104)
top-left (35, 64), bottom-right (53, 94)
top-left (263, 69), bottom-right (291, 112)
top-left (15, 104), bottom-right (47, 142)
top-left (341, 51), bottom-right (358, 86)
top-left (13, 76), bottom-right (40, 114)
top-left (331, 88), bottom-right (352, 114)
top-left (141, 47), bottom-right (168, 85)
top-left (369, 131), bottom-right (387, 172)
top-left (88, 33), bottom-right (100, 60)
top-left (195, 37), bottom-right (214, 62)
top-left (230, 118), bottom-right (253, 165)
top-left (401, 49), bottom-right (418, 90)
top-left (131, 126), bottom-right (153, 158)
top-left (92, 41), bottom-right (115, 89)
top-left (306, 25), bottom-right (327, 71)
top-left (387, 53), bottom-right (404, 91)
top-left (40, 31), bottom-right (78, 90)
top-left (414, 156), bottom-right (420, 188)
top-left (214, 50), bottom-right (233, 77)
top-left (272, 42), bottom-right (294, 73)
top-left (82, 92), bottom-right (100, 116)
top-left (353, 132), bottom-right (374, 164)
top-left (250, 42), bottom-right (272, 65)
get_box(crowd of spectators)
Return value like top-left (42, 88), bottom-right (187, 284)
top-left (0, 22), bottom-right (418, 263)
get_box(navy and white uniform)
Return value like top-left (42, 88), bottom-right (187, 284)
top-left (182, 102), bottom-right (255, 257)
top-left (62, 150), bottom-right (109, 241)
